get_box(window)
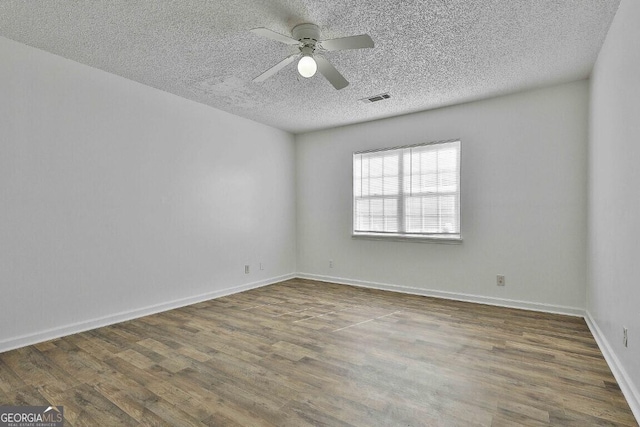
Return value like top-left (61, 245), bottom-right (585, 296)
top-left (353, 140), bottom-right (461, 241)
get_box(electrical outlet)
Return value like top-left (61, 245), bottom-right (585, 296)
top-left (329, 260), bottom-right (334, 268)
top-left (244, 265), bottom-right (250, 274)
top-left (497, 275), bottom-right (505, 286)
top-left (259, 262), bottom-right (264, 271)
top-left (623, 327), bottom-right (628, 348)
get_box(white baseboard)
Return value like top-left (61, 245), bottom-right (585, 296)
top-left (2, 272), bottom-right (636, 424)
top-left (584, 311), bottom-right (640, 423)
top-left (0, 273), bottom-right (296, 354)
top-left (296, 272), bottom-right (585, 317)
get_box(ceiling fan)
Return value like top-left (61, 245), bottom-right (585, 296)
top-left (250, 23), bottom-right (374, 90)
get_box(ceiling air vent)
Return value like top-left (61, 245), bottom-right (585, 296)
top-left (360, 93), bottom-right (391, 104)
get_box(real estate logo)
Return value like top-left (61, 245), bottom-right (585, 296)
top-left (0, 406), bottom-right (63, 427)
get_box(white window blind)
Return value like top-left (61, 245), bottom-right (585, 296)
top-left (353, 140), bottom-right (461, 240)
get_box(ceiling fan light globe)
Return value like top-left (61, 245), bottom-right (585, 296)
top-left (297, 56), bottom-right (317, 78)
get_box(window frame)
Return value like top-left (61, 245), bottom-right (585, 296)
top-left (352, 139), bottom-right (463, 243)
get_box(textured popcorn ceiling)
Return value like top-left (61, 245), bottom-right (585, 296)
top-left (0, 0), bottom-right (620, 133)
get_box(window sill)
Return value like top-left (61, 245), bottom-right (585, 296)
top-left (352, 233), bottom-right (463, 244)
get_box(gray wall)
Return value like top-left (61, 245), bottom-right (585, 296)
top-left (0, 37), bottom-right (297, 350)
top-left (588, 0), bottom-right (640, 417)
top-left (296, 81), bottom-right (589, 313)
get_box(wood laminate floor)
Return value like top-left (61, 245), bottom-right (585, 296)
top-left (0, 279), bottom-right (637, 426)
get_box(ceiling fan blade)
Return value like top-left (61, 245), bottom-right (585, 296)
top-left (253, 54), bottom-right (298, 82)
top-left (320, 34), bottom-right (374, 51)
top-left (315, 55), bottom-right (349, 90)
top-left (250, 27), bottom-right (300, 45)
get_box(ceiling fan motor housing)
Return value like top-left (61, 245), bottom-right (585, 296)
top-left (292, 23), bottom-right (320, 48)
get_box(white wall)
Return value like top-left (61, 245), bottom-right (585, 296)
top-left (296, 81), bottom-right (588, 313)
top-left (0, 37), bottom-right (296, 350)
top-left (588, 0), bottom-right (640, 417)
